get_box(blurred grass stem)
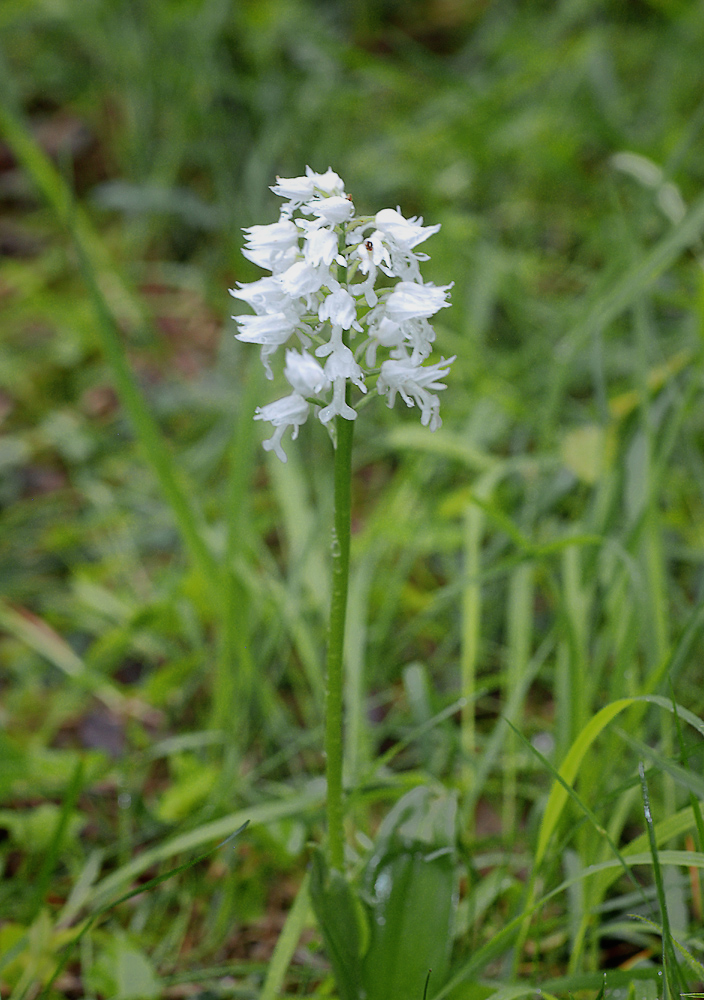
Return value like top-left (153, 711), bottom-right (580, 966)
top-left (461, 503), bottom-right (482, 819)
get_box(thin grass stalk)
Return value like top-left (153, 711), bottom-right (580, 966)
top-left (259, 871), bottom-right (311, 1000)
top-left (503, 562), bottom-right (533, 839)
top-left (28, 760), bottom-right (85, 922)
top-left (563, 543), bottom-right (589, 739)
top-left (637, 762), bottom-right (681, 1000)
top-left (670, 686), bottom-right (704, 920)
top-left (633, 298), bottom-right (668, 668)
top-left (554, 642), bottom-right (571, 761)
top-left (461, 503), bottom-right (482, 822)
top-left (633, 296), bottom-right (678, 851)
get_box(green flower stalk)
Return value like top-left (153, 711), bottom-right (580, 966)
top-left (231, 165), bottom-right (453, 869)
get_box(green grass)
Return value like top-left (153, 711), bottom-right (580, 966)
top-left (2, 0), bottom-right (704, 997)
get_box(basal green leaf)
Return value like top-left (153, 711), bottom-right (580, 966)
top-left (309, 850), bottom-right (367, 1000)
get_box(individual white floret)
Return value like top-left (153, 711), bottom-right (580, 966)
top-left (306, 167), bottom-right (346, 197)
top-left (363, 210), bottom-right (442, 281)
top-left (234, 312), bottom-right (300, 378)
top-left (284, 349), bottom-right (330, 396)
top-left (384, 281), bottom-right (453, 322)
top-left (374, 208), bottom-right (441, 249)
top-left (306, 196), bottom-right (356, 224)
top-left (377, 356), bottom-right (455, 431)
top-left (270, 174), bottom-right (316, 206)
top-left (397, 317), bottom-right (436, 363)
top-left (318, 339), bottom-right (367, 424)
top-left (363, 315), bottom-right (404, 367)
top-left (304, 226), bottom-right (340, 268)
top-left (254, 393), bottom-right (310, 463)
top-left (355, 232), bottom-right (391, 274)
top-left (271, 166), bottom-right (347, 216)
top-left (229, 276), bottom-right (288, 315)
top-left (278, 259), bottom-right (329, 297)
top-left (318, 288), bottom-right (358, 331)
top-left (351, 232), bottom-right (391, 306)
top-left (241, 220), bottom-right (299, 271)
top-left (364, 303), bottom-right (435, 365)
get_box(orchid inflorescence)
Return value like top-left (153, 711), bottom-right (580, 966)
top-left (230, 166), bottom-right (454, 462)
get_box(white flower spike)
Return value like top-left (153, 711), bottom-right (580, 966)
top-left (232, 167), bottom-right (453, 460)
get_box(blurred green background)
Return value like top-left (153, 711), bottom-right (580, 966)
top-left (3, 0), bottom-right (704, 995)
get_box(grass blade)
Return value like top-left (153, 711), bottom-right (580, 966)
top-left (509, 721), bottom-right (648, 905)
top-left (258, 871), bottom-right (311, 1000)
top-left (28, 760), bottom-right (85, 921)
top-left (637, 763), bottom-right (686, 1000)
top-left (535, 698), bottom-right (637, 868)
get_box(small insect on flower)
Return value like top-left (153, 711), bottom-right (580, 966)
top-left (232, 166), bottom-right (453, 460)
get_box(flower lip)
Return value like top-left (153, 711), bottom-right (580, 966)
top-left (354, 231), bottom-right (391, 274)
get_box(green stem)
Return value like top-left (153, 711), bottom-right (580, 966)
top-left (326, 406), bottom-right (354, 871)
